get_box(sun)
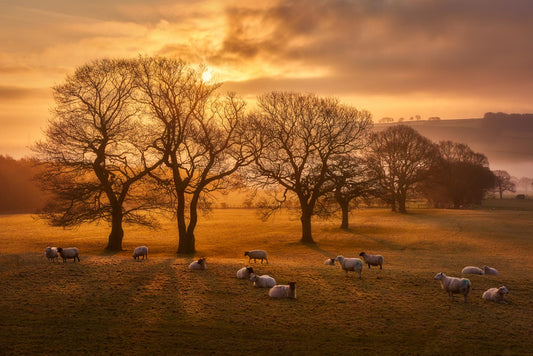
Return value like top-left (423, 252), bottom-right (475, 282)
top-left (202, 68), bottom-right (212, 82)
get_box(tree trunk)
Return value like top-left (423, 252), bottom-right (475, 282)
top-left (177, 193), bottom-right (199, 254)
top-left (176, 190), bottom-right (194, 254)
top-left (398, 198), bottom-right (407, 213)
top-left (300, 208), bottom-right (315, 244)
top-left (105, 207), bottom-right (124, 251)
top-left (340, 200), bottom-right (350, 229)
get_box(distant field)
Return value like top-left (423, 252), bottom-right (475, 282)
top-left (1, 206), bottom-right (532, 354)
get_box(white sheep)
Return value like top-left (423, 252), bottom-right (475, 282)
top-left (461, 266), bottom-right (485, 275)
top-left (132, 246), bottom-right (148, 260)
top-left (269, 282), bottom-right (297, 299)
top-left (45, 246), bottom-right (59, 262)
top-left (236, 266), bottom-right (254, 279)
top-left (57, 247), bottom-right (80, 262)
top-left (324, 258), bottom-right (335, 266)
top-left (482, 265), bottom-right (499, 276)
top-left (359, 252), bottom-right (384, 269)
top-left (434, 272), bottom-right (471, 303)
top-left (249, 273), bottom-right (276, 288)
top-left (482, 286), bottom-right (509, 304)
top-left (189, 258), bottom-right (207, 270)
top-left (244, 250), bottom-right (269, 264)
top-left (334, 255), bottom-right (363, 279)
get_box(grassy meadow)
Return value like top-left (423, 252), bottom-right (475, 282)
top-left (1, 204), bottom-right (532, 355)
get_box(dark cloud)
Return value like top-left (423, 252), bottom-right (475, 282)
top-left (217, 0), bottom-right (533, 97)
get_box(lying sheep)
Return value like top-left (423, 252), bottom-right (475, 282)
top-left (189, 258), bottom-right (207, 270)
top-left (45, 246), bottom-right (59, 262)
top-left (244, 250), bottom-right (268, 264)
top-left (324, 258), bottom-right (335, 266)
top-left (57, 247), bottom-right (80, 262)
top-left (269, 282), bottom-right (297, 299)
top-left (434, 272), bottom-right (471, 303)
top-left (249, 273), bottom-right (276, 288)
top-left (359, 252), bottom-right (384, 269)
top-left (334, 255), bottom-right (363, 279)
top-left (482, 286), bottom-right (508, 304)
top-left (132, 246), bottom-right (148, 260)
top-left (482, 265), bottom-right (499, 276)
top-left (461, 266), bottom-right (485, 275)
top-left (236, 266), bottom-right (254, 279)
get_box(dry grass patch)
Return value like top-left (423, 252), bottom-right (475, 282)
top-left (0, 207), bottom-right (532, 354)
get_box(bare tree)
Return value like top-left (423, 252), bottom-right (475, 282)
top-left (421, 141), bottom-right (495, 208)
top-left (248, 92), bottom-right (372, 244)
top-left (367, 125), bottom-right (440, 213)
top-left (135, 56), bottom-right (253, 254)
top-left (492, 170), bottom-right (516, 199)
top-left (33, 59), bottom-right (161, 251)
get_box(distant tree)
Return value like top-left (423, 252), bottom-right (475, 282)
top-left (398, 117), bottom-right (405, 122)
top-left (428, 116), bottom-right (441, 121)
top-left (492, 170), bottom-right (516, 199)
top-left (379, 117), bottom-right (394, 123)
top-left (422, 141), bottom-right (496, 208)
top-left (248, 92), bottom-right (372, 243)
top-left (415, 115), bottom-right (422, 121)
top-left (0, 155), bottom-right (47, 213)
top-left (326, 155), bottom-right (374, 229)
top-left (33, 59), bottom-right (161, 251)
top-left (135, 56), bottom-right (254, 254)
top-left (367, 125), bottom-right (440, 213)
top-left (517, 177), bottom-right (533, 194)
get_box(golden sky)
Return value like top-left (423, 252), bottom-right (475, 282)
top-left (1, 0), bottom-right (532, 158)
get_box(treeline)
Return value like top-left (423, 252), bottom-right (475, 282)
top-left (483, 112), bottom-right (533, 120)
top-left (28, 56), bottom-right (508, 253)
top-left (0, 155), bottom-right (47, 213)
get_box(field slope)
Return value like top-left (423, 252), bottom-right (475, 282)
top-left (1, 207), bottom-right (532, 354)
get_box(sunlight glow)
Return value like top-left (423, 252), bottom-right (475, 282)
top-left (202, 68), bottom-right (212, 82)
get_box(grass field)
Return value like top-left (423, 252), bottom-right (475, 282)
top-left (1, 204), bottom-right (532, 355)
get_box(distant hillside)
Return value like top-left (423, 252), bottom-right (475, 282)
top-left (374, 116), bottom-right (533, 178)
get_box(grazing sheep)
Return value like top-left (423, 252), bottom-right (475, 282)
top-left (334, 256), bottom-right (363, 279)
top-left (359, 252), bottom-right (384, 269)
top-left (57, 247), bottom-right (80, 262)
top-left (269, 282), bottom-right (297, 299)
top-left (132, 246), bottom-right (148, 260)
top-left (249, 273), bottom-right (276, 288)
top-left (244, 250), bottom-right (269, 264)
top-left (324, 258), bottom-right (335, 266)
top-left (236, 266), bottom-right (254, 279)
top-left (434, 272), bottom-right (471, 303)
top-left (189, 258), bottom-right (207, 270)
top-left (45, 247), bottom-right (59, 262)
top-left (461, 266), bottom-right (485, 275)
top-left (482, 286), bottom-right (509, 304)
top-left (482, 265), bottom-right (499, 276)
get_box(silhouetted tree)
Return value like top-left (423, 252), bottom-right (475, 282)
top-left (325, 155), bottom-right (375, 229)
top-left (33, 59), bottom-right (161, 251)
top-left (492, 170), bottom-right (516, 199)
top-left (422, 141), bottom-right (496, 208)
top-left (367, 125), bottom-right (440, 213)
top-left (135, 56), bottom-right (253, 254)
top-left (248, 92), bottom-right (372, 243)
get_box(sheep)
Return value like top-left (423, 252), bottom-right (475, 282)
top-left (57, 247), bottom-right (80, 262)
top-left (45, 246), bottom-right (59, 262)
top-left (359, 252), bottom-right (384, 269)
top-left (269, 282), bottom-right (297, 299)
top-left (324, 258), bottom-right (335, 266)
top-left (132, 246), bottom-right (148, 260)
top-left (244, 250), bottom-right (268, 264)
top-left (482, 286), bottom-right (509, 304)
top-left (461, 266), bottom-right (485, 275)
top-left (189, 258), bottom-right (207, 270)
top-left (434, 272), bottom-right (471, 303)
top-left (334, 255), bottom-right (363, 279)
top-left (481, 265), bottom-right (499, 276)
top-left (236, 266), bottom-right (254, 279)
top-left (249, 273), bottom-right (276, 288)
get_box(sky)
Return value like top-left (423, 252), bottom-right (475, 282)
top-left (1, 0), bottom-right (533, 159)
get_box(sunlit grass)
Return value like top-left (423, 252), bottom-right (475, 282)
top-left (0, 205), bottom-right (532, 354)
